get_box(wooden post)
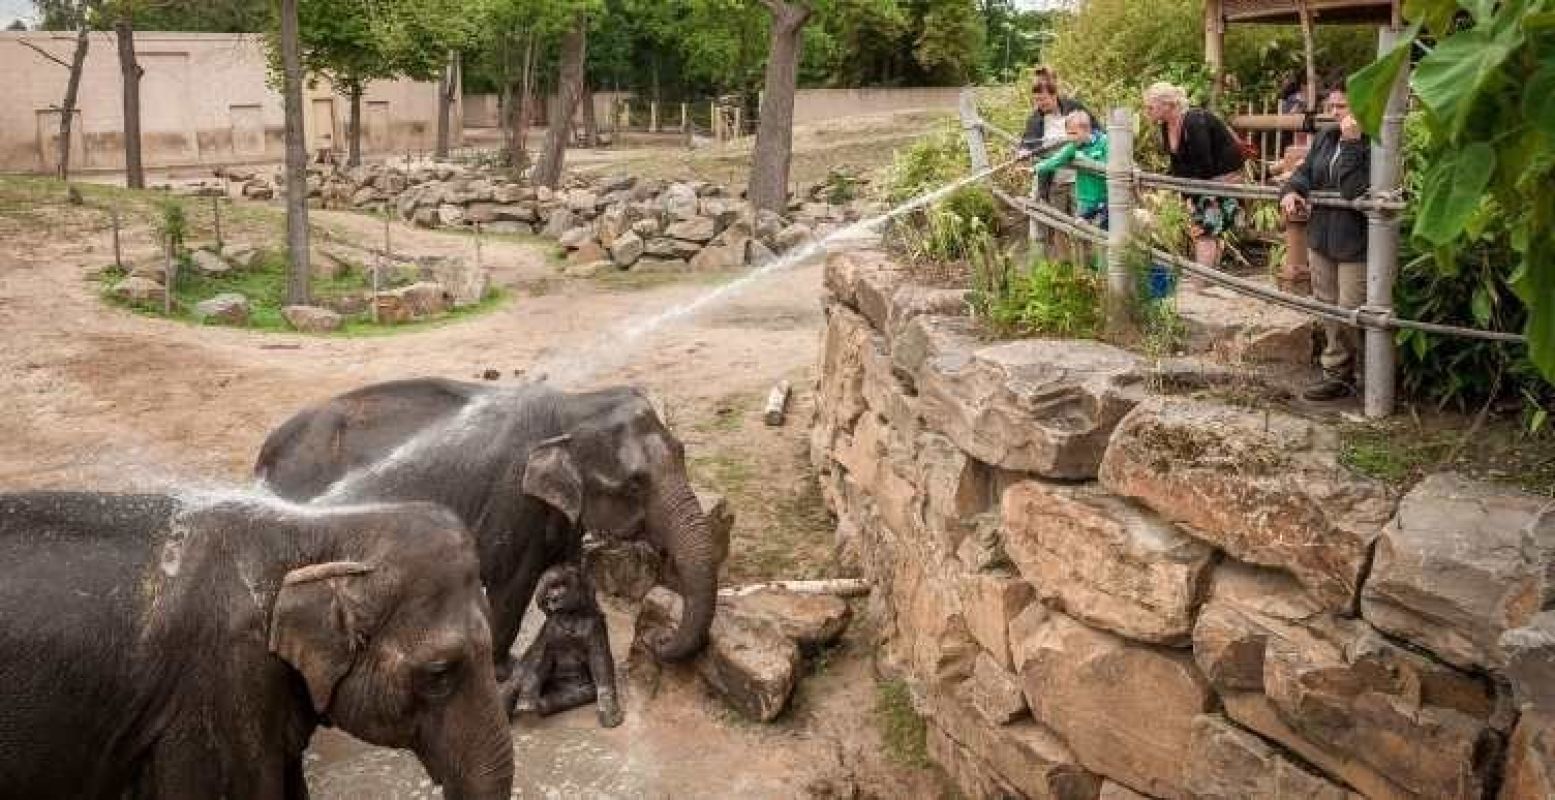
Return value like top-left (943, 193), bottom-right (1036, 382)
top-left (650, 101), bottom-right (658, 133)
top-left (1364, 25), bottom-right (1409, 419)
top-left (474, 221), bottom-right (483, 274)
top-left (1205, 0), bottom-right (1225, 110)
top-left (111, 207), bottom-right (122, 269)
top-left (211, 196), bottom-right (223, 251)
top-left (710, 100), bottom-right (718, 139)
top-left (162, 236), bottom-right (174, 316)
top-left (957, 88), bottom-right (989, 173)
top-left (681, 103), bottom-right (688, 132)
top-left (1105, 107), bottom-right (1136, 331)
top-left (734, 106), bottom-right (742, 140)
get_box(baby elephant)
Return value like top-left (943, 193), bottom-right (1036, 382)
top-left (510, 563), bottom-right (624, 728)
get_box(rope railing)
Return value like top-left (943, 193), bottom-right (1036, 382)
top-left (990, 178), bottom-right (1527, 344)
top-left (973, 117), bottom-right (1405, 211)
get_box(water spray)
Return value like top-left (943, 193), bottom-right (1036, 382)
top-left (536, 158), bottom-right (1022, 386)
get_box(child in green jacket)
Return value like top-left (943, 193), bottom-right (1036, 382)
top-left (1035, 111), bottom-right (1109, 229)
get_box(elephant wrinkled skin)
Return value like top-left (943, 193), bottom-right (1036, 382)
top-left (255, 378), bottom-right (723, 671)
top-left (0, 491), bottom-right (513, 800)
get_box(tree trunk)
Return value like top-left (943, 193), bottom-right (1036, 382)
top-left (580, 81), bottom-right (597, 147)
top-left (280, 0), bottom-right (311, 305)
top-left (116, 18), bottom-right (144, 189)
top-left (347, 83), bottom-right (363, 167)
top-left (436, 50), bottom-right (457, 159)
top-left (748, 1), bottom-right (812, 214)
top-left (58, 24), bottom-right (90, 181)
top-left (535, 15), bottom-right (586, 189)
top-left (516, 32), bottom-right (536, 163)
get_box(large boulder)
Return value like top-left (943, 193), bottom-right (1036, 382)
top-left (774, 222), bottom-right (815, 253)
top-left (1002, 481), bottom-right (1214, 644)
top-left (967, 651), bottom-right (1027, 725)
top-left (192, 293), bottom-right (249, 326)
top-left (437, 203), bottom-right (466, 227)
top-left (633, 587), bottom-right (800, 722)
top-left (1017, 611), bottom-right (1213, 797)
top-left (493, 203), bottom-right (538, 223)
top-left (927, 684), bottom-right (1102, 800)
top-left (662, 183), bottom-right (700, 220)
top-left (1100, 397), bottom-right (1396, 612)
top-left (189, 249), bottom-right (230, 277)
top-left (899, 316), bottom-right (1147, 479)
top-left (1184, 715), bottom-right (1355, 799)
top-left (1361, 472), bottom-right (1555, 670)
top-left (112, 276), bottom-right (165, 305)
top-left (282, 305), bottom-right (342, 333)
top-left (609, 231), bottom-right (645, 268)
top-left (558, 226), bottom-right (595, 250)
top-left (392, 282), bottom-right (449, 318)
top-left (665, 217), bottom-right (717, 243)
top-left (542, 207), bottom-right (575, 239)
top-left (219, 243), bottom-right (260, 270)
top-left (421, 257), bottom-right (488, 308)
top-left (1194, 561), bottom-right (1505, 800)
top-left (1503, 611), bottom-right (1555, 711)
top-left (688, 226), bottom-right (749, 271)
top-left (1176, 284), bottom-right (1317, 365)
top-left (644, 237), bottom-right (702, 261)
top-left (464, 202), bottom-right (497, 224)
top-left (720, 588), bottom-right (850, 652)
top-left (1503, 712), bottom-right (1555, 800)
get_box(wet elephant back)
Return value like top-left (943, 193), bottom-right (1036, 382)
top-left (0, 492), bottom-right (174, 799)
top-left (257, 378), bottom-right (496, 501)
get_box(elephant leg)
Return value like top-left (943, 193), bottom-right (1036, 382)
top-left (537, 680), bottom-right (597, 717)
top-left (488, 558), bottom-right (546, 680)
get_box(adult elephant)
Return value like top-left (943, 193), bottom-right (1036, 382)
top-left (0, 491), bottom-right (512, 800)
top-left (255, 378), bottom-right (721, 671)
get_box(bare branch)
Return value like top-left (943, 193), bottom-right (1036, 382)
top-left (16, 39), bottom-right (73, 70)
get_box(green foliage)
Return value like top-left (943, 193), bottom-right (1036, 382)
top-left (875, 679), bottom-right (930, 769)
top-left (1348, 0), bottom-right (1555, 390)
top-left (884, 119), bottom-right (970, 203)
top-left (914, 0), bottom-right (984, 84)
top-left (154, 199), bottom-right (187, 254)
top-left (980, 257), bottom-right (1103, 339)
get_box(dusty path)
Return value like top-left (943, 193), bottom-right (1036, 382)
top-left (0, 203), bottom-right (937, 798)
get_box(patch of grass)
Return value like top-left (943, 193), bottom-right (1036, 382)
top-left (688, 452), bottom-right (757, 496)
top-left (1339, 427), bottom-right (1449, 486)
top-left (101, 248), bottom-right (507, 335)
top-left (875, 679), bottom-right (931, 769)
top-left (1339, 416), bottom-right (1555, 494)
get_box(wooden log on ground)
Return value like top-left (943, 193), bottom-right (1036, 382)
top-left (763, 380), bottom-right (792, 427)
top-left (719, 579), bottom-right (871, 599)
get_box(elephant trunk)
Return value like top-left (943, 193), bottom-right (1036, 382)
top-left (418, 661), bottom-right (514, 800)
top-left (651, 477), bottom-right (720, 662)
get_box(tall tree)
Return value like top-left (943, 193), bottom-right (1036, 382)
top-left (25, 1), bottom-right (97, 179)
top-left (279, 0), bottom-right (310, 305)
top-left (114, 10), bottom-right (143, 188)
top-left (534, 12), bottom-right (586, 188)
top-left (748, 0), bottom-right (812, 214)
top-left (435, 50), bottom-right (458, 159)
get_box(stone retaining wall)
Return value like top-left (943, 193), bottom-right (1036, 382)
top-left (810, 250), bottom-right (1555, 799)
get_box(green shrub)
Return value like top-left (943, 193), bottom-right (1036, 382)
top-left (885, 119), bottom-right (970, 204)
top-left (978, 257), bottom-right (1103, 339)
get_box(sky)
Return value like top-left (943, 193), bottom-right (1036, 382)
top-left (2, 0), bottom-right (34, 28)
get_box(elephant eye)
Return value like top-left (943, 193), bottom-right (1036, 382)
top-left (415, 658), bottom-right (462, 699)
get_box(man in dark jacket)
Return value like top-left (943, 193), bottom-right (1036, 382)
top-left (1281, 87), bottom-right (1371, 401)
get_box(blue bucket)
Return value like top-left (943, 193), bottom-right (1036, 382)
top-left (1146, 262), bottom-right (1177, 300)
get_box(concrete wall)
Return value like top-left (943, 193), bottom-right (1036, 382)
top-left (463, 91), bottom-right (632, 130)
top-left (463, 86), bottom-right (961, 130)
top-left (1, 31), bottom-right (458, 174)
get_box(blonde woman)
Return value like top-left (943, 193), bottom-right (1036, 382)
top-left (1143, 82), bottom-right (1246, 269)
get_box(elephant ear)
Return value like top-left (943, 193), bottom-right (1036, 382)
top-left (268, 561), bottom-right (376, 714)
top-left (522, 435), bottom-right (582, 525)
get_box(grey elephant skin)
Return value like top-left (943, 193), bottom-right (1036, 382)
top-left (254, 378), bottom-right (722, 669)
top-left (0, 491), bottom-right (513, 800)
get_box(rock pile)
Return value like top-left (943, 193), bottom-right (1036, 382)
top-left (251, 162), bottom-right (871, 276)
top-left (811, 248), bottom-right (1554, 799)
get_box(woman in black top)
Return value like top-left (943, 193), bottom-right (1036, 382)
top-left (1143, 82), bottom-right (1246, 269)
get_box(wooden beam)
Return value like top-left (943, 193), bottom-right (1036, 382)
top-left (1206, 0), bottom-right (1225, 109)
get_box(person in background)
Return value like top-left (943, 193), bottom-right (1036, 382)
top-left (1281, 85), bottom-right (1371, 401)
top-left (1016, 69), bottom-right (1097, 213)
top-left (1035, 111), bottom-right (1110, 230)
top-left (1142, 81), bottom-right (1246, 270)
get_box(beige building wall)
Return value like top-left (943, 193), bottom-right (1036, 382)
top-left (464, 87), bottom-right (957, 132)
top-left (1, 31), bottom-right (458, 174)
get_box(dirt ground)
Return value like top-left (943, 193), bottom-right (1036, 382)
top-left (0, 154), bottom-right (948, 796)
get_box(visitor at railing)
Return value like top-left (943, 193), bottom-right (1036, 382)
top-left (1034, 110), bottom-right (1110, 232)
top-left (1015, 67), bottom-right (1098, 216)
top-left (1280, 84), bottom-right (1371, 403)
top-left (1142, 81), bottom-right (1246, 272)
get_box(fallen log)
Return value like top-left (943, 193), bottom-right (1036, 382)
top-left (763, 380), bottom-right (792, 426)
top-left (719, 578), bottom-right (870, 599)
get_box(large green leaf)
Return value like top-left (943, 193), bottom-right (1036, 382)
top-left (1519, 251), bottom-right (1555, 382)
top-left (1527, 63), bottom-right (1555, 136)
top-left (1414, 143), bottom-right (1496, 245)
top-left (1348, 29), bottom-right (1414, 137)
top-left (1413, 25), bottom-right (1524, 138)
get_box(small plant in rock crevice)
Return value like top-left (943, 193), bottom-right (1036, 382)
top-left (978, 257), bottom-right (1103, 340)
top-left (875, 679), bottom-right (931, 770)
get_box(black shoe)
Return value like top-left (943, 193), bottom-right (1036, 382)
top-left (1301, 378), bottom-right (1353, 402)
